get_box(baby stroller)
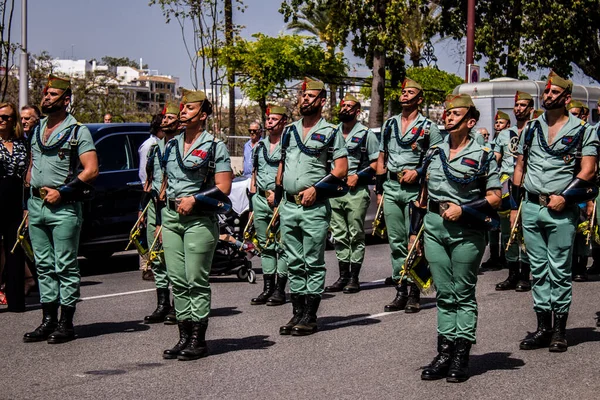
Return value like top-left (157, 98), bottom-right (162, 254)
top-left (210, 176), bottom-right (257, 283)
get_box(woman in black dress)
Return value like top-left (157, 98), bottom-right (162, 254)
top-left (0, 102), bottom-right (28, 312)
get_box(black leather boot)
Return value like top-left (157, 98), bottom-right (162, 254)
top-left (520, 311), bottom-right (553, 350)
top-left (573, 256), bottom-right (588, 282)
top-left (292, 294), bottom-right (321, 336)
top-left (549, 313), bottom-right (568, 352)
top-left (588, 247), bottom-right (600, 275)
top-left (405, 283), bottom-right (421, 313)
top-left (384, 281), bottom-right (408, 312)
top-left (496, 262), bottom-right (520, 290)
top-left (280, 294), bottom-right (305, 335)
top-left (446, 338), bottom-right (472, 383)
top-left (515, 262), bottom-right (532, 292)
top-left (266, 275), bottom-right (288, 306)
top-left (47, 305), bottom-right (76, 344)
top-left (144, 288), bottom-right (172, 324)
top-left (343, 263), bottom-right (361, 294)
top-left (164, 303), bottom-right (177, 325)
top-left (23, 302), bottom-right (59, 342)
top-left (178, 319), bottom-right (209, 361)
top-left (421, 336), bottom-right (454, 380)
top-left (251, 273), bottom-right (275, 305)
top-left (325, 261), bottom-right (350, 292)
top-left (163, 320), bottom-right (192, 359)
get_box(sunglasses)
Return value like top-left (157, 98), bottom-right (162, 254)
top-left (0, 115), bottom-right (13, 122)
top-left (248, 129), bottom-right (260, 134)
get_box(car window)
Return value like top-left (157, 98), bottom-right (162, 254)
top-left (128, 133), bottom-right (152, 168)
top-left (95, 134), bottom-right (133, 172)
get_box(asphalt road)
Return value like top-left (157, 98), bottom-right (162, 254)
top-left (2, 244), bottom-right (600, 400)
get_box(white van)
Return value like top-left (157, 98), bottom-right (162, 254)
top-left (453, 77), bottom-right (600, 140)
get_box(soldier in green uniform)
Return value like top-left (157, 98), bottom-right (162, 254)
top-left (481, 110), bottom-right (511, 271)
top-left (325, 94), bottom-right (379, 294)
top-left (23, 75), bottom-right (99, 344)
top-left (375, 78), bottom-right (443, 313)
top-left (417, 94), bottom-right (502, 382)
top-left (248, 104), bottom-right (289, 306)
top-left (160, 90), bottom-right (232, 360)
top-left (142, 102), bottom-right (180, 324)
top-left (513, 72), bottom-right (598, 353)
top-left (567, 100), bottom-right (585, 119)
top-left (494, 92), bottom-right (534, 291)
top-left (276, 78), bottom-right (348, 336)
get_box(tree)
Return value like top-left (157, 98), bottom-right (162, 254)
top-left (359, 66), bottom-right (463, 108)
top-left (401, 1), bottom-right (441, 68)
top-left (101, 56), bottom-right (148, 69)
top-left (220, 33), bottom-right (347, 126)
top-left (0, 0), bottom-right (18, 102)
top-left (280, 0), bottom-right (409, 128)
top-left (438, 0), bottom-right (600, 82)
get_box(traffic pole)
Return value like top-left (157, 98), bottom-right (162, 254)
top-left (465, 0), bottom-right (475, 82)
top-left (19, 0), bottom-right (28, 108)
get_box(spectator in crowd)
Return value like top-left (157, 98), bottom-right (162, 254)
top-left (242, 122), bottom-right (262, 177)
top-left (21, 105), bottom-right (42, 141)
top-left (477, 127), bottom-right (490, 143)
top-left (104, 113), bottom-right (113, 123)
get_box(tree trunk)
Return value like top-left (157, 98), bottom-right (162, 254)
top-left (224, 0), bottom-right (236, 136)
top-left (506, 0), bottom-right (522, 78)
top-left (369, 49), bottom-right (385, 129)
top-left (258, 96), bottom-right (267, 127)
top-left (329, 83), bottom-right (337, 121)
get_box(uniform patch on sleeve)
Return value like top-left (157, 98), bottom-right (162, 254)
top-left (351, 136), bottom-right (362, 143)
top-left (311, 133), bottom-right (326, 143)
top-left (191, 149), bottom-right (208, 159)
top-left (461, 157), bottom-right (479, 168)
top-left (561, 136), bottom-right (574, 145)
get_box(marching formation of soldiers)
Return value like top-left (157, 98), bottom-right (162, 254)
top-left (15, 71), bottom-right (600, 383)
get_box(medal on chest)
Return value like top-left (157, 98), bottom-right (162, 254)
top-left (57, 148), bottom-right (68, 160)
top-left (563, 154), bottom-right (573, 164)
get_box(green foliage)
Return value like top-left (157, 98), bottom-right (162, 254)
top-left (438, 0), bottom-right (600, 82)
top-left (359, 66), bottom-right (463, 105)
top-left (220, 33), bottom-right (347, 115)
top-left (101, 56), bottom-right (147, 69)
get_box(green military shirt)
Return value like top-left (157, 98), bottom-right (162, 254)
top-left (30, 114), bottom-right (95, 189)
top-left (253, 135), bottom-right (281, 191)
top-left (165, 130), bottom-right (231, 199)
top-left (282, 118), bottom-right (347, 195)
top-left (379, 113), bottom-right (443, 173)
top-left (494, 126), bottom-right (519, 177)
top-left (337, 122), bottom-right (379, 175)
top-left (148, 137), bottom-right (167, 193)
top-left (426, 135), bottom-right (501, 205)
top-left (517, 114), bottom-right (598, 195)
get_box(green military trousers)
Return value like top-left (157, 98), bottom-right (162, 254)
top-left (147, 201), bottom-right (170, 289)
top-left (252, 193), bottom-right (288, 276)
top-left (329, 186), bottom-right (371, 264)
top-left (500, 213), bottom-right (530, 263)
top-left (383, 180), bottom-right (420, 280)
top-left (424, 212), bottom-right (485, 343)
top-left (28, 197), bottom-right (83, 307)
top-left (521, 199), bottom-right (577, 314)
top-left (162, 207), bottom-right (218, 321)
top-left (280, 199), bottom-right (330, 295)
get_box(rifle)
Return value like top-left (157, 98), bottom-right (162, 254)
top-left (587, 200), bottom-right (597, 246)
top-left (506, 202), bottom-right (523, 252)
top-left (125, 201), bottom-right (151, 254)
top-left (11, 211), bottom-right (35, 263)
top-left (265, 207), bottom-right (281, 247)
top-left (372, 194), bottom-right (386, 238)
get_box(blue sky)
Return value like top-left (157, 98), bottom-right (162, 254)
top-left (13, 0), bottom-right (593, 88)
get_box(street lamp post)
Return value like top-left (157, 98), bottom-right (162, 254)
top-left (19, 0), bottom-right (28, 108)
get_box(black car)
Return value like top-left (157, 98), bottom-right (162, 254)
top-left (78, 123), bottom-right (151, 260)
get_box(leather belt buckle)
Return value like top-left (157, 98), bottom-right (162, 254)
top-left (438, 202), bottom-right (450, 215)
top-left (168, 198), bottom-right (179, 210)
top-left (39, 188), bottom-right (47, 200)
top-left (539, 194), bottom-right (549, 207)
top-left (294, 194), bottom-right (302, 205)
top-left (396, 171), bottom-right (404, 183)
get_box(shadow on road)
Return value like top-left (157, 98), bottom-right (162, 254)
top-left (319, 313), bottom-right (381, 332)
top-left (208, 335), bottom-right (276, 356)
top-left (469, 352), bottom-right (525, 377)
top-left (76, 320), bottom-right (150, 339)
top-left (567, 327), bottom-right (600, 346)
top-left (210, 307), bottom-right (242, 318)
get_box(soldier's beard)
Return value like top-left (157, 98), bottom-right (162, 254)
top-left (338, 110), bottom-right (355, 122)
top-left (515, 112), bottom-right (529, 121)
top-left (542, 92), bottom-right (568, 110)
top-left (300, 102), bottom-right (320, 116)
top-left (41, 104), bottom-right (62, 114)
